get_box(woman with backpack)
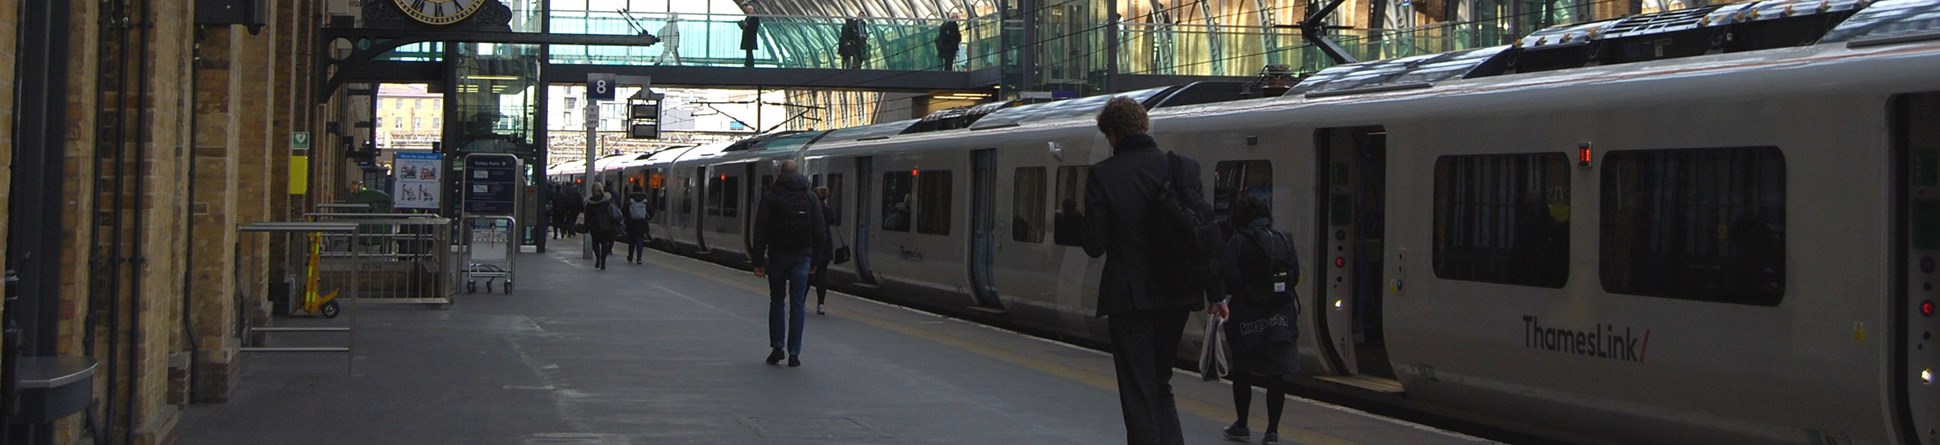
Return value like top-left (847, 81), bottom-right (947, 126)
top-left (623, 185), bottom-right (654, 264)
top-left (584, 182), bottom-right (621, 270)
top-left (1217, 194), bottom-right (1302, 445)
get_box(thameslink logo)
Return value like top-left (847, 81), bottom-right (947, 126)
top-left (1521, 316), bottom-right (1652, 363)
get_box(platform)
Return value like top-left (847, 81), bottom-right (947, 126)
top-left (178, 243), bottom-right (1494, 445)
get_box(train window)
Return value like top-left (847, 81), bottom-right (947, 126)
top-left (918, 171), bottom-right (954, 236)
top-left (1433, 153), bottom-right (1571, 288)
top-left (706, 176), bottom-right (724, 216)
top-left (722, 176), bottom-right (741, 218)
top-left (1054, 167), bottom-right (1089, 246)
top-left (825, 174), bottom-right (845, 226)
top-left (1013, 167), bottom-right (1047, 243)
top-left (882, 171), bottom-right (913, 232)
top-left (681, 176), bottom-right (693, 215)
top-left (1213, 160), bottom-right (1273, 230)
top-left (1601, 147), bottom-right (1785, 306)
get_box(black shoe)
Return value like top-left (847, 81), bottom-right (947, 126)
top-left (787, 356), bottom-right (801, 367)
top-left (1222, 423), bottom-right (1251, 441)
top-left (1261, 431), bottom-right (1279, 444)
top-left (766, 348), bottom-right (785, 365)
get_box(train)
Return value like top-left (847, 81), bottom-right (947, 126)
top-left (549, 0), bottom-right (1940, 443)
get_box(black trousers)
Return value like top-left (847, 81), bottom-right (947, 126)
top-left (1108, 306), bottom-right (1192, 445)
top-left (626, 230), bottom-right (648, 259)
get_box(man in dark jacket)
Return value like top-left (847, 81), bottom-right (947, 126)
top-left (840, 16), bottom-right (869, 69)
top-left (750, 160), bottom-right (829, 367)
top-left (936, 16), bottom-right (961, 71)
top-left (1083, 96), bottom-right (1228, 445)
top-left (622, 185), bottom-right (653, 264)
top-left (584, 182), bottom-right (620, 270)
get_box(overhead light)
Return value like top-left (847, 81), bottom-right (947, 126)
top-left (466, 75), bottom-right (519, 81)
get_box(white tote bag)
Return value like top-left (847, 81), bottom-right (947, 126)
top-left (1198, 315), bottom-right (1229, 381)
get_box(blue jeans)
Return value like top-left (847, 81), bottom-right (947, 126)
top-left (767, 254), bottom-right (812, 356)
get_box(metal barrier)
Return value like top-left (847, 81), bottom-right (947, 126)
top-left (307, 214), bottom-right (458, 307)
top-left (462, 216), bottom-right (518, 294)
top-left (237, 222), bottom-right (359, 374)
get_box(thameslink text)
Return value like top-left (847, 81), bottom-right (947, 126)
top-left (1521, 316), bottom-right (1651, 363)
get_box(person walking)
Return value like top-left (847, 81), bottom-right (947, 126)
top-left (623, 185), bottom-right (654, 264)
top-left (810, 186), bottom-right (839, 314)
top-left (1083, 96), bottom-right (1228, 445)
top-left (750, 161), bottom-right (829, 367)
top-left (936, 15), bottom-right (962, 71)
top-left (655, 14), bottom-right (682, 65)
top-left (584, 182), bottom-right (621, 270)
top-left (562, 185), bottom-right (584, 239)
top-left (1215, 194), bottom-right (1301, 445)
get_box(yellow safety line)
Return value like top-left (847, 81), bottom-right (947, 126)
top-left (634, 252), bottom-right (1362, 445)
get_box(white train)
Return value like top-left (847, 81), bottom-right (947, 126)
top-left (555, 1), bottom-right (1940, 442)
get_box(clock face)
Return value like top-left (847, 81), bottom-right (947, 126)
top-left (393, 0), bottom-right (486, 25)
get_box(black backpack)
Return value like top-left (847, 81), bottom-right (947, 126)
top-left (1238, 227), bottom-right (1300, 309)
top-left (1151, 152), bottom-right (1225, 298)
top-left (767, 188), bottom-right (819, 249)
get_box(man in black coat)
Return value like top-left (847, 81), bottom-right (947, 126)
top-left (1083, 96), bottom-right (1228, 445)
top-left (750, 160), bottom-right (829, 367)
top-left (936, 17), bottom-right (961, 71)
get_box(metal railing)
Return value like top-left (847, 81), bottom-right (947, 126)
top-left (307, 214), bottom-right (458, 307)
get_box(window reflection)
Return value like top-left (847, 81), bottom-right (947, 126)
top-left (1601, 147), bottom-right (1785, 305)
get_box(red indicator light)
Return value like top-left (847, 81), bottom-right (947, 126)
top-left (1335, 257), bottom-right (1346, 267)
top-left (1578, 143), bottom-right (1593, 167)
top-left (1923, 300), bottom-right (1935, 317)
top-left (912, 168), bottom-right (920, 177)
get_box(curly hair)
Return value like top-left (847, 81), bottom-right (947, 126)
top-left (1095, 96), bottom-right (1149, 139)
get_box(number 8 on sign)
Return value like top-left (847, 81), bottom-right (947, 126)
top-left (587, 74), bottom-right (617, 100)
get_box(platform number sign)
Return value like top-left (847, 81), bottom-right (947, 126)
top-left (588, 73), bottom-right (617, 101)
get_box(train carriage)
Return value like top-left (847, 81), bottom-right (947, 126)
top-left (552, 0), bottom-right (1940, 441)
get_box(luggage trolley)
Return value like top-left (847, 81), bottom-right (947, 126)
top-left (465, 216), bottom-right (517, 294)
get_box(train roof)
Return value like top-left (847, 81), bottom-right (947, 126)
top-left (968, 87), bottom-right (1173, 130)
top-left (818, 119), bottom-right (919, 144)
top-left (1280, 0), bottom-right (1937, 101)
top-left (723, 130), bottom-right (826, 152)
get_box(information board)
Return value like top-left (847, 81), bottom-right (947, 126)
top-left (393, 152), bottom-right (443, 209)
top-left (463, 153), bottom-right (521, 215)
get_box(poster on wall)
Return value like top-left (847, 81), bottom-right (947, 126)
top-left (393, 152), bottom-right (443, 210)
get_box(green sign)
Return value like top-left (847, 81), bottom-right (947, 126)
top-left (291, 131), bottom-right (312, 151)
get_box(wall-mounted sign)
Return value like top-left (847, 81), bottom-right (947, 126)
top-left (393, 152), bottom-right (443, 209)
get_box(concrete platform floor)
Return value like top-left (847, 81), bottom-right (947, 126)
top-left (178, 242), bottom-right (1497, 445)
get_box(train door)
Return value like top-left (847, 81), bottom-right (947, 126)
top-left (1893, 92), bottom-right (1940, 445)
top-left (1315, 126), bottom-right (1398, 382)
top-left (855, 157), bottom-right (879, 285)
top-left (968, 149), bottom-right (1004, 309)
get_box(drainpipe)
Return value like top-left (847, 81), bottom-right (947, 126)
top-left (125, 0), bottom-right (154, 440)
top-left (181, 24), bottom-right (201, 406)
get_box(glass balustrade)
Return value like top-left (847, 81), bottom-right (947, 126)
top-left (546, 11), bottom-right (997, 71)
top-left (362, 0), bottom-right (1651, 81)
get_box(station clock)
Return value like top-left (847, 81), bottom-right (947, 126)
top-left (393, 0), bottom-right (486, 25)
